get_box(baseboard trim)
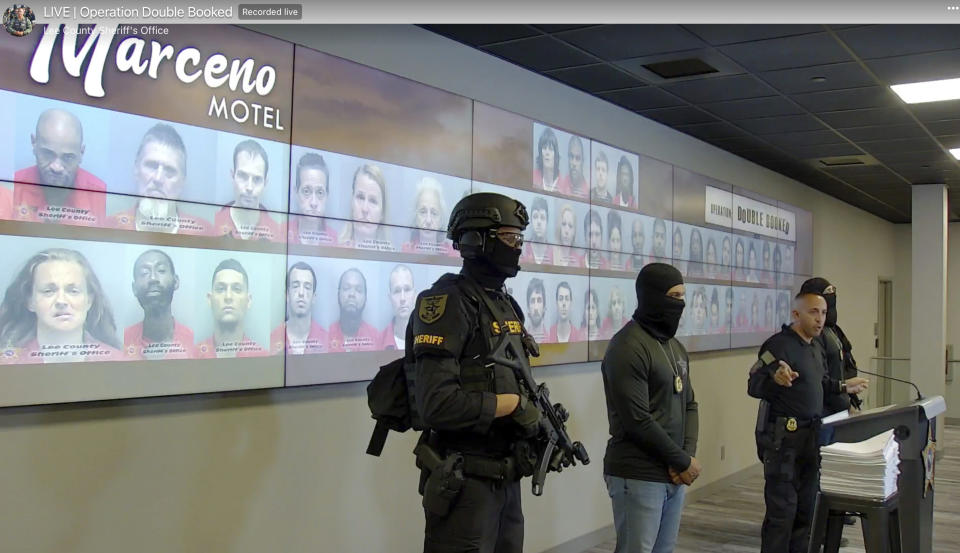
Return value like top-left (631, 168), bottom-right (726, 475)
top-left (536, 463), bottom-right (763, 553)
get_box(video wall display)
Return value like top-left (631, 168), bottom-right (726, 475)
top-left (0, 23), bottom-right (811, 407)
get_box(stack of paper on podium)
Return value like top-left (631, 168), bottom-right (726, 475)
top-left (820, 429), bottom-right (899, 499)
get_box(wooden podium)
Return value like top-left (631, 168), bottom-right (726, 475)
top-left (816, 396), bottom-right (945, 553)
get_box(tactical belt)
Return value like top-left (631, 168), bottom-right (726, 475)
top-left (416, 441), bottom-right (518, 482)
top-left (768, 416), bottom-right (818, 432)
top-left (462, 455), bottom-right (518, 482)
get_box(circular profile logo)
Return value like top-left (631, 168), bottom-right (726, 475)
top-left (3, 4), bottom-right (34, 37)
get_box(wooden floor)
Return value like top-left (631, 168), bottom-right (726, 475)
top-left (584, 425), bottom-right (960, 553)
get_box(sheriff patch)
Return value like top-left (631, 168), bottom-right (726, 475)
top-left (491, 320), bottom-right (523, 335)
top-left (418, 295), bottom-right (448, 324)
top-left (414, 334), bottom-right (445, 346)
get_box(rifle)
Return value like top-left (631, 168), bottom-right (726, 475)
top-left (486, 330), bottom-right (590, 496)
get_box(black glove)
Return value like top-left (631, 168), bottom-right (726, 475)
top-left (511, 395), bottom-right (541, 438)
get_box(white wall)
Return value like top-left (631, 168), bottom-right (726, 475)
top-left (0, 25), bottom-right (903, 553)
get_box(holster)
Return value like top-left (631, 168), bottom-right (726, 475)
top-left (415, 441), bottom-right (465, 517)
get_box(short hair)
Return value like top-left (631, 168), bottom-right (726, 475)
top-left (295, 152), bottom-right (328, 192)
top-left (389, 264), bottom-right (413, 290)
top-left (133, 249), bottom-right (176, 279)
top-left (536, 127), bottom-right (560, 175)
top-left (556, 281), bottom-right (572, 300)
top-left (568, 135), bottom-right (584, 154)
top-left (526, 278), bottom-right (545, 304)
top-left (212, 259), bottom-right (248, 289)
top-left (339, 267), bottom-right (367, 292)
top-left (793, 290), bottom-right (826, 301)
top-left (654, 218), bottom-right (666, 233)
top-left (531, 196), bottom-right (548, 217)
top-left (136, 123), bottom-right (186, 174)
top-left (595, 150), bottom-right (608, 168)
top-left (287, 261), bottom-right (316, 289)
top-left (412, 177), bottom-right (446, 227)
top-left (232, 139), bottom-right (269, 176)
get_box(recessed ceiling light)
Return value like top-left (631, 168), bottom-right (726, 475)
top-left (951, 148), bottom-right (960, 160)
top-left (891, 77), bottom-right (960, 104)
top-left (810, 76), bottom-right (827, 83)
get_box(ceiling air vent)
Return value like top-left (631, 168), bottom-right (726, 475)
top-left (642, 58), bottom-right (719, 79)
top-left (810, 154), bottom-right (879, 168)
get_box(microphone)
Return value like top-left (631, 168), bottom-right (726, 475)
top-left (853, 367), bottom-right (923, 402)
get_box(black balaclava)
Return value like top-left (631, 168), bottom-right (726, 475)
top-left (799, 276), bottom-right (836, 327)
top-left (633, 263), bottom-right (685, 342)
top-left (463, 232), bottom-right (522, 289)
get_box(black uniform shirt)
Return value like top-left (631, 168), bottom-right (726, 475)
top-left (601, 320), bottom-right (699, 482)
top-left (408, 273), bottom-right (524, 456)
top-left (748, 325), bottom-right (845, 420)
top-left (819, 326), bottom-right (850, 414)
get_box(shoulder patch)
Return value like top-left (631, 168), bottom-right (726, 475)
top-left (418, 294), bottom-right (448, 324)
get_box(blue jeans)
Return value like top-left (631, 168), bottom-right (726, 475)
top-left (605, 475), bottom-right (686, 553)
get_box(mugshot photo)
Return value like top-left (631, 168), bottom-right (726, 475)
top-left (212, 133), bottom-right (289, 242)
top-left (532, 123), bottom-right (590, 199)
top-left (590, 141), bottom-right (639, 210)
top-left (0, 236), bottom-right (133, 364)
top-left (192, 250), bottom-right (286, 359)
top-left (11, 94), bottom-right (113, 228)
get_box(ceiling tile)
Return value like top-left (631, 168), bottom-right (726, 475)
top-left (791, 86), bottom-right (900, 113)
top-left (790, 143), bottom-right (865, 159)
top-left (872, 149), bottom-right (955, 164)
top-left (423, 25), bottom-right (539, 47)
top-left (838, 123), bottom-right (929, 142)
top-left (482, 36), bottom-right (597, 72)
top-left (837, 25), bottom-right (960, 59)
top-left (545, 64), bottom-right (646, 92)
top-left (817, 107), bottom-right (916, 128)
top-left (925, 119), bottom-right (960, 137)
top-left (909, 100), bottom-right (960, 123)
top-left (719, 33), bottom-right (853, 72)
top-left (683, 24), bottom-right (823, 46)
top-left (866, 49), bottom-right (960, 85)
top-left (705, 135), bottom-right (776, 151)
top-left (638, 106), bottom-right (719, 126)
top-left (759, 62), bottom-right (876, 94)
top-left (533, 24), bottom-right (598, 33)
top-left (735, 114), bottom-right (829, 134)
top-left (701, 96), bottom-right (804, 120)
top-left (858, 137), bottom-right (943, 155)
top-left (598, 87), bottom-right (685, 110)
top-left (660, 74), bottom-right (776, 103)
top-left (556, 25), bottom-right (706, 61)
top-left (762, 129), bottom-right (848, 148)
top-left (673, 122), bottom-right (750, 140)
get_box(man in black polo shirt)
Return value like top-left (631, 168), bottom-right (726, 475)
top-left (602, 263), bottom-right (700, 553)
top-left (748, 291), bottom-right (868, 553)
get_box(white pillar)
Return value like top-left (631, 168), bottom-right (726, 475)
top-left (910, 184), bottom-right (947, 411)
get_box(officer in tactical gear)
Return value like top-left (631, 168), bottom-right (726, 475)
top-left (409, 191), bottom-right (539, 553)
top-left (748, 291), bottom-right (869, 553)
top-left (799, 277), bottom-right (862, 413)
